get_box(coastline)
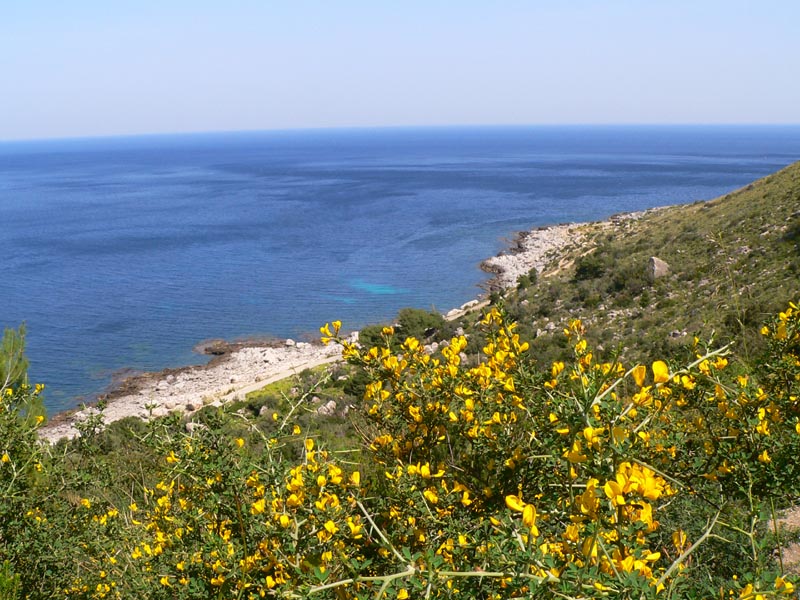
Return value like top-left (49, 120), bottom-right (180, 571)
top-left (39, 340), bottom-right (342, 443)
top-left (39, 208), bottom-right (656, 443)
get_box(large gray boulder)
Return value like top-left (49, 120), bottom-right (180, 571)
top-left (647, 256), bottom-right (671, 282)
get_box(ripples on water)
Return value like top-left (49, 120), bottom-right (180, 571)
top-left (1, 125), bottom-right (798, 412)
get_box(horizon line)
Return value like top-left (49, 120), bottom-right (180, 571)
top-left (3, 121), bottom-right (800, 145)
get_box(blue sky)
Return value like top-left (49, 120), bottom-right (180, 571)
top-left (2, 0), bottom-right (799, 140)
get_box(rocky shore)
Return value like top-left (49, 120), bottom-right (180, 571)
top-left (480, 223), bottom-right (588, 290)
top-left (480, 209), bottom-right (653, 291)
top-left (41, 210), bottom-right (653, 443)
top-left (40, 340), bottom-right (341, 443)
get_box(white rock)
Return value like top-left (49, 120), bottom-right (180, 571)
top-left (317, 400), bottom-right (337, 416)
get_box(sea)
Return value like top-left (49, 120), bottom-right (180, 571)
top-left (1, 125), bottom-right (799, 414)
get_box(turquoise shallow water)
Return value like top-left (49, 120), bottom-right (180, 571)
top-left (1, 125), bottom-right (799, 413)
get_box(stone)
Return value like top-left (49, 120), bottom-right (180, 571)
top-left (646, 256), bottom-right (671, 282)
top-left (317, 400), bottom-right (337, 416)
top-left (285, 339), bottom-right (296, 347)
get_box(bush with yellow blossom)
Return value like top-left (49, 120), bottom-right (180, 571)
top-left (1, 303), bottom-right (800, 599)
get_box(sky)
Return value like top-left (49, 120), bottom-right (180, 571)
top-left (2, 0), bottom-right (799, 141)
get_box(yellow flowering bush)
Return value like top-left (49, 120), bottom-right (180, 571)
top-left (313, 302), bottom-right (800, 598)
top-left (2, 303), bottom-right (800, 598)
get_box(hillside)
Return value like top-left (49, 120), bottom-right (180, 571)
top-left (495, 160), bottom-right (800, 366)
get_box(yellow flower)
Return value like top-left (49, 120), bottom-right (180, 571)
top-left (739, 583), bottom-right (766, 599)
top-left (251, 498), bottom-right (266, 515)
top-left (423, 488), bottom-right (439, 504)
top-left (604, 478), bottom-right (627, 507)
top-left (235, 438), bottom-right (244, 448)
top-left (758, 450), bottom-right (771, 464)
top-left (505, 494), bottom-right (526, 512)
top-left (324, 520), bottom-right (339, 535)
top-left (632, 364), bottom-right (647, 387)
top-left (775, 576), bottom-right (795, 595)
top-left (563, 440), bottom-right (587, 464)
top-left (652, 361), bottom-right (670, 384)
top-left (80, 498), bottom-right (92, 509)
top-left (522, 504), bottom-right (539, 535)
top-left (1, 453), bottom-right (9, 463)
top-left (293, 424), bottom-right (301, 435)
top-left (397, 589), bottom-right (409, 599)
top-left (582, 426), bottom-right (604, 450)
top-left (672, 529), bottom-right (689, 552)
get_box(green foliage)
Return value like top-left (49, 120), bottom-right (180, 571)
top-left (357, 308), bottom-right (452, 351)
top-left (0, 561), bottom-right (21, 600)
top-left (0, 326), bottom-right (28, 391)
top-left (2, 302), bottom-right (800, 598)
top-left (516, 267), bottom-right (538, 290)
top-left (573, 249), bottom-right (607, 281)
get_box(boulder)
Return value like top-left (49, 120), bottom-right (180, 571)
top-left (317, 400), bottom-right (337, 416)
top-left (646, 257), bottom-right (671, 282)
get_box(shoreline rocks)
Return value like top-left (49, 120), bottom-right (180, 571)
top-left (40, 208), bottom-right (658, 443)
top-left (40, 341), bottom-right (340, 443)
top-left (480, 223), bottom-right (587, 290)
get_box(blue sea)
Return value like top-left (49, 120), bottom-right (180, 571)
top-left (1, 125), bottom-right (799, 414)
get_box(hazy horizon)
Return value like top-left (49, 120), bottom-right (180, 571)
top-left (4, 122), bottom-right (800, 145)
